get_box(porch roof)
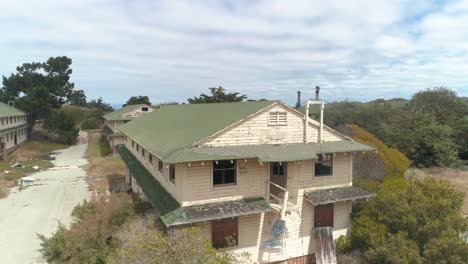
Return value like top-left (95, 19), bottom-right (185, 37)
top-left (166, 141), bottom-right (374, 164)
top-left (162, 197), bottom-right (272, 227)
top-left (304, 186), bottom-right (375, 205)
top-left (0, 124), bottom-right (28, 135)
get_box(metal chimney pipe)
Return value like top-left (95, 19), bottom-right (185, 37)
top-left (315, 86), bottom-right (320, 100)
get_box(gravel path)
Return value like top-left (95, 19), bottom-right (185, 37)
top-left (0, 132), bottom-right (91, 264)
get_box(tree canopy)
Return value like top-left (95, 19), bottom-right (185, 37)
top-left (0, 56), bottom-right (80, 120)
top-left (188, 87), bottom-right (247, 104)
top-left (123, 96), bottom-right (151, 107)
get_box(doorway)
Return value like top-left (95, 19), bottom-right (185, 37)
top-left (314, 203), bottom-right (334, 228)
top-left (270, 162), bottom-right (287, 198)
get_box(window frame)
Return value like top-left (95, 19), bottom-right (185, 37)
top-left (169, 165), bottom-right (175, 183)
top-left (212, 160), bottom-right (237, 188)
top-left (158, 159), bottom-right (163, 172)
top-left (314, 154), bottom-right (334, 177)
top-left (212, 217), bottom-right (238, 249)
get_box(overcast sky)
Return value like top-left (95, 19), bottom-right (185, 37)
top-left (1, 0), bottom-right (468, 105)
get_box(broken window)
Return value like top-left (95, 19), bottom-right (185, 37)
top-left (169, 165), bottom-right (175, 183)
top-left (212, 218), bottom-right (238, 248)
top-left (213, 160), bottom-right (237, 186)
top-left (268, 111), bottom-right (287, 125)
top-left (315, 154), bottom-right (333, 176)
top-left (314, 203), bottom-right (334, 227)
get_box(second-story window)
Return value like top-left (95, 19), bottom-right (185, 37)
top-left (132, 140), bottom-right (134, 148)
top-left (169, 165), bottom-right (175, 183)
top-left (213, 160), bottom-right (237, 186)
top-left (1, 118), bottom-right (3, 125)
top-left (136, 145), bottom-right (139, 152)
top-left (158, 159), bottom-right (163, 172)
top-left (315, 154), bottom-right (333, 177)
top-left (10, 117), bottom-right (12, 123)
top-left (142, 148), bottom-right (145, 157)
top-left (149, 154), bottom-right (153, 163)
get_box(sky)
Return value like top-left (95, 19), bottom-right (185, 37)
top-left (1, 0), bottom-right (468, 106)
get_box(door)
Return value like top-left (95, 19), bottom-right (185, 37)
top-left (314, 203), bottom-right (334, 227)
top-left (270, 162), bottom-right (287, 198)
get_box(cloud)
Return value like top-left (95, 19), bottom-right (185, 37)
top-left (0, 0), bottom-right (467, 105)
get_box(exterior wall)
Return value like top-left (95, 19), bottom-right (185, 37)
top-left (195, 201), bottom-right (351, 263)
top-left (180, 159), bottom-right (268, 206)
top-left (181, 153), bottom-right (352, 206)
top-left (124, 138), bottom-right (184, 203)
top-left (202, 104), bottom-right (343, 147)
top-left (1, 127), bottom-right (27, 151)
top-left (0, 115), bottom-right (27, 130)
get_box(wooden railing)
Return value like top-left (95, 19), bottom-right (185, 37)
top-left (269, 182), bottom-right (289, 219)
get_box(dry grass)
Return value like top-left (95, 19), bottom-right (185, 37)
top-left (85, 130), bottom-right (126, 198)
top-left (409, 167), bottom-right (468, 215)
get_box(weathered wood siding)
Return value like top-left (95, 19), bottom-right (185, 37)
top-left (181, 159), bottom-right (268, 206)
top-left (124, 138), bottom-right (184, 203)
top-left (202, 104), bottom-right (343, 147)
top-left (2, 127), bottom-right (27, 151)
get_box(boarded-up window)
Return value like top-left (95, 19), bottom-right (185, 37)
top-left (268, 111), bottom-right (287, 125)
top-left (213, 160), bottom-right (237, 186)
top-left (212, 218), bottom-right (238, 248)
top-left (314, 203), bottom-right (334, 227)
top-left (315, 154), bottom-right (333, 176)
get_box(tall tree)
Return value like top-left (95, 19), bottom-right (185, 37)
top-left (409, 87), bottom-right (467, 124)
top-left (69, 90), bottom-right (87, 106)
top-left (88, 97), bottom-right (113, 112)
top-left (123, 96), bottom-right (151, 107)
top-left (0, 56), bottom-right (80, 120)
top-left (187, 87), bottom-right (247, 104)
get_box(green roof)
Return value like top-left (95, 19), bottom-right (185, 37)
top-left (118, 145), bottom-right (180, 217)
top-left (118, 101), bottom-right (275, 162)
top-left (0, 102), bottom-right (26, 118)
top-left (103, 104), bottom-right (149, 121)
top-left (166, 141), bottom-right (375, 163)
top-left (0, 124), bottom-right (28, 135)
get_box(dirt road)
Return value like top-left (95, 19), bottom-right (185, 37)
top-left (0, 133), bottom-right (91, 263)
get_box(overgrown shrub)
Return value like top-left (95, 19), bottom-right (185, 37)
top-left (336, 235), bottom-right (352, 254)
top-left (99, 135), bottom-right (112, 156)
top-left (81, 117), bottom-right (101, 130)
top-left (351, 177), bottom-right (467, 263)
top-left (45, 110), bottom-right (79, 145)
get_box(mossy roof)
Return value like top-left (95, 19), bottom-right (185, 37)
top-left (118, 145), bottom-right (180, 217)
top-left (163, 197), bottom-right (272, 227)
top-left (103, 104), bottom-right (147, 121)
top-left (0, 124), bottom-right (28, 135)
top-left (118, 101), bottom-right (275, 162)
top-left (0, 102), bottom-right (26, 118)
top-left (304, 186), bottom-right (375, 205)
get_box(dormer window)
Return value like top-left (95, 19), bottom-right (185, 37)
top-left (268, 111), bottom-right (287, 126)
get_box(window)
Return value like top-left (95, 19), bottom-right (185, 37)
top-left (315, 154), bottom-right (333, 176)
top-left (9, 117), bottom-right (12, 123)
top-left (142, 148), bottom-right (145, 157)
top-left (213, 160), bottom-right (237, 186)
top-left (158, 159), bottom-right (163, 172)
top-left (169, 165), bottom-right (175, 183)
top-left (272, 162), bottom-right (286, 176)
top-left (212, 218), bottom-right (238, 248)
top-left (314, 203), bottom-right (334, 227)
top-left (136, 145), bottom-right (139, 151)
top-left (5, 118), bottom-right (8, 124)
top-left (268, 111), bottom-right (287, 125)
top-left (149, 154), bottom-right (153, 163)
top-left (1, 118), bottom-right (3, 125)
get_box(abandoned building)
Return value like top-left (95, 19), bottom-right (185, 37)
top-left (116, 100), bottom-right (375, 264)
top-left (0, 102), bottom-right (28, 155)
top-left (103, 104), bottom-right (152, 152)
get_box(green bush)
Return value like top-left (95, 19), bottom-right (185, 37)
top-left (336, 235), bottom-right (352, 254)
top-left (364, 233), bottom-right (423, 264)
top-left (81, 117), bottom-right (101, 130)
top-left (99, 135), bottom-right (112, 156)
